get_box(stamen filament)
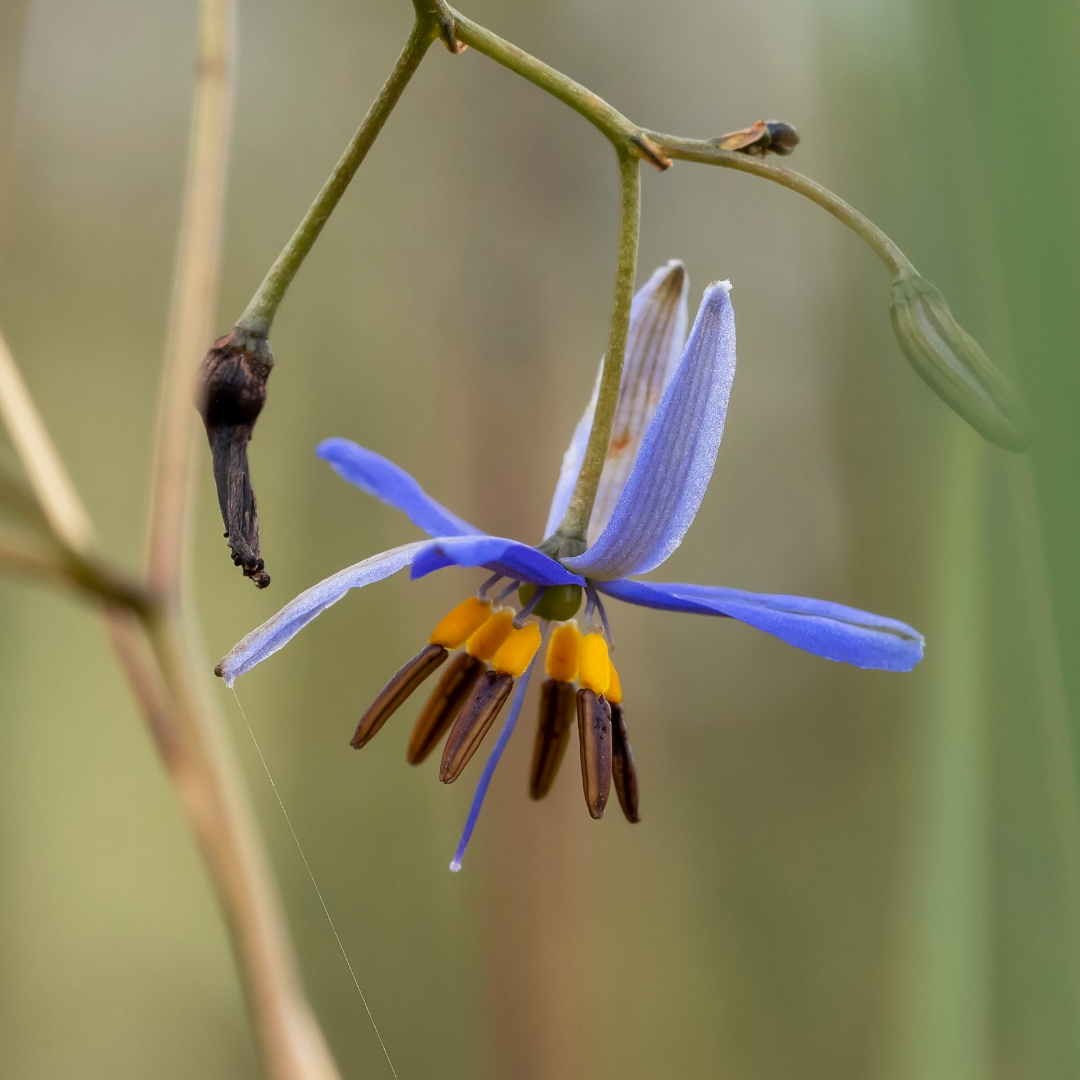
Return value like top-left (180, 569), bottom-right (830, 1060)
top-left (513, 585), bottom-right (546, 627)
top-left (450, 626), bottom-right (547, 872)
top-left (478, 572), bottom-right (503, 599)
top-left (493, 579), bottom-right (522, 604)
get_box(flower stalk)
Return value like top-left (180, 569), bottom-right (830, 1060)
top-left (236, 15), bottom-right (438, 338)
top-left (554, 151), bottom-right (641, 549)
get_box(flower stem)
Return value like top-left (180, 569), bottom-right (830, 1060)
top-left (643, 131), bottom-right (911, 276)
top-left (557, 152), bottom-right (641, 545)
top-left (236, 17), bottom-right (437, 337)
top-left (449, 9), bottom-right (670, 168)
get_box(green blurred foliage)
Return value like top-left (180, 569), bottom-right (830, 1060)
top-left (0, 1), bottom-right (1078, 1078)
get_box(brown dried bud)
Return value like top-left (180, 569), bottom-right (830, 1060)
top-left (196, 326), bottom-right (274, 587)
top-left (577, 688), bottom-right (612, 819)
top-left (407, 652), bottom-right (485, 764)
top-left (529, 679), bottom-right (577, 800)
top-left (609, 704), bottom-right (640, 823)
top-left (440, 670), bottom-right (514, 783)
top-left (351, 643), bottom-right (448, 749)
top-left (712, 119), bottom-right (800, 157)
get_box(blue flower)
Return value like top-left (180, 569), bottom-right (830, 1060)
top-left (216, 262), bottom-right (924, 870)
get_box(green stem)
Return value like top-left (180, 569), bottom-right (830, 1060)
top-left (556, 151), bottom-right (641, 547)
top-left (449, 8), bottom-right (670, 167)
top-left (643, 130), bottom-right (910, 275)
top-left (236, 17), bottom-right (437, 336)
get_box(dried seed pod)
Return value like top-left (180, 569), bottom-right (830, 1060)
top-left (529, 679), bottom-right (576, 800)
top-left (610, 703), bottom-right (640, 823)
top-left (351, 644), bottom-right (447, 748)
top-left (407, 653), bottom-right (485, 764)
top-left (577, 688), bottom-right (612, 819)
top-left (196, 326), bottom-right (275, 587)
top-left (440, 670), bottom-right (514, 783)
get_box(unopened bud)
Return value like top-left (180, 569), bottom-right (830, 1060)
top-left (196, 326), bottom-right (274, 587)
top-left (890, 270), bottom-right (1029, 452)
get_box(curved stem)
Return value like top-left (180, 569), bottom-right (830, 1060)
top-left (236, 16), bottom-right (437, 337)
top-left (643, 131), bottom-right (910, 275)
top-left (558, 152), bottom-right (640, 544)
top-left (448, 9), bottom-right (670, 167)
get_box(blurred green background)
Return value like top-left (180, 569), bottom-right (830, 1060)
top-left (2, 0), bottom-right (1079, 1077)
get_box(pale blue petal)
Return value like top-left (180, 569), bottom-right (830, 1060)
top-left (216, 542), bottom-right (426, 686)
top-left (598, 577), bottom-right (924, 672)
top-left (544, 261), bottom-right (689, 539)
top-left (411, 535), bottom-right (585, 587)
top-left (318, 438), bottom-right (482, 538)
top-left (564, 282), bottom-right (737, 580)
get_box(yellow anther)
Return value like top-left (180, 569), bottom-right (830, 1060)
top-left (429, 596), bottom-right (493, 649)
top-left (606, 661), bottom-right (623, 706)
top-left (466, 608), bottom-right (515, 661)
top-left (579, 633), bottom-right (611, 696)
top-left (545, 622), bottom-right (582, 683)
top-left (493, 622), bottom-right (542, 678)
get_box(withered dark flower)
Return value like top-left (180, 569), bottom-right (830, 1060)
top-left (196, 326), bottom-right (274, 588)
top-left (217, 263), bottom-right (924, 872)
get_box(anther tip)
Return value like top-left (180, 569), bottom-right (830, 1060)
top-left (449, 858), bottom-right (462, 873)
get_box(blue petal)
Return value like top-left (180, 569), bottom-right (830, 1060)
top-left (598, 577), bottom-right (924, 671)
top-left (318, 438), bottom-right (482, 538)
top-left (216, 542), bottom-right (426, 686)
top-left (411, 535), bottom-right (585, 587)
top-left (564, 282), bottom-right (737, 581)
top-left (545, 261), bottom-right (689, 540)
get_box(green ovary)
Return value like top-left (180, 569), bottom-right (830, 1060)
top-left (518, 583), bottom-right (583, 622)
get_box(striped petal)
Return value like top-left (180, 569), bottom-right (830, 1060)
top-left (216, 541), bottom-right (425, 686)
top-left (598, 577), bottom-right (924, 671)
top-left (544, 260), bottom-right (689, 540)
top-left (318, 438), bottom-right (481, 538)
top-left (564, 281), bottom-right (736, 580)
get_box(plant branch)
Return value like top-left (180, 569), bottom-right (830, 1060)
top-left (448, 7), bottom-right (671, 168)
top-left (0, 457), bottom-right (52, 534)
top-left (0, 326), bottom-right (96, 553)
top-left (146, 0), bottom-right (236, 596)
top-left (236, 15), bottom-right (438, 337)
top-left (642, 131), bottom-right (909, 274)
top-left (141, 610), bottom-right (343, 1080)
top-left (140, 2), bottom-right (345, 1077)
top-left (556, 151), bottom-right (641, 546)
top-left (434, 7), bottom-right (909, 273)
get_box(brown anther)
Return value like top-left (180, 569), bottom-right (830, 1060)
top-left (609, 703), bottom-right (639, 823)
top-left (351, 643), bottom-right (448, 749)
top-left (577, 688), bottom-right (612, 819)
top-left (407, 653), bottom-right (485, 764)
top-left (440, 670), bottom-right (514, 783)
top-left (529, 679), bottom-right (576, 800)
top-left (196, 326), bottom-right (274, 588)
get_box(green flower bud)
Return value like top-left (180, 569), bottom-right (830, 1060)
top-left (890, 270), bottom-right (1029, 452)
